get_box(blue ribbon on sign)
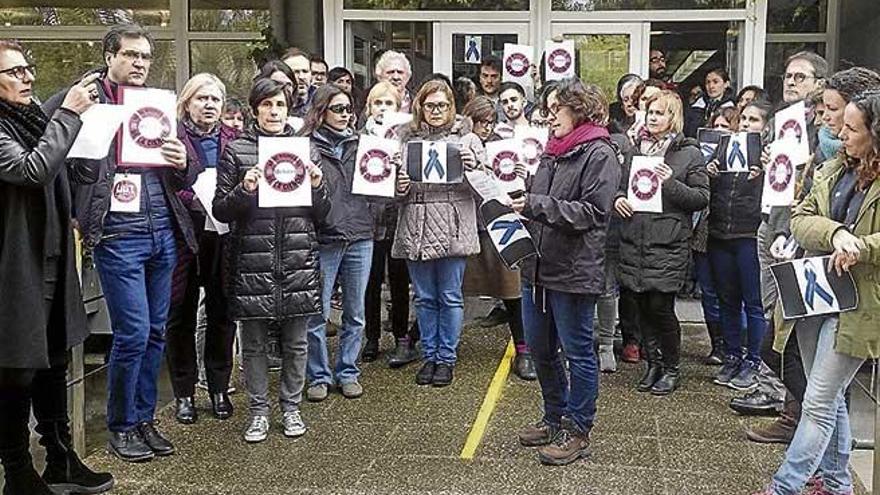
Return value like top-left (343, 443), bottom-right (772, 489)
top-left (728, 140), bottom-right (746, 170)
top-left (425, 148), bottom-right (445, 180)
top-left (491, 220), bottom-right (523, 245)
top-left (466, 39), bottom-right (480, 61)
top-left (803, 260), bottom-right (834, 310)
top-left (700, 143), bottom-right (715, 159)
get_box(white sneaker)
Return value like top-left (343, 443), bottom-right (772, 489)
top-left (244, 415), bottom-right (269, 443)
top-left (282, 410), bottom-right (307, 438)
top-left (598, 345), bottom-right (617, 373)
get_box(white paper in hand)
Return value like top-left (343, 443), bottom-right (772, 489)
top-left (774, 101), bottom-right (810, 165)
top-left (544, 40), bottom-right (575, 81)
top-left (67, 104), bottom-right (126, 159)
top-left (627, 156), bottom-right (663, 213)
top-left (257, 136), bottom-right (312, 208)
top-left (486, 139), bottom-right (525, 195)
top-left (192, 168), bottom-right (229, 234)
top-left (353, 135), bottom-right (397, 198)
top-left (762, 138), bottom-right (797, 207)
top-left (118, 87), bottom-right (177, 167)
top-left (514, 125), bottom-right (548, 175)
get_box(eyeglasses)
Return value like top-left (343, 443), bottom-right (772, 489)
top-left (0, 64), bottom-right (36, 80)
top-left (782, 72), bottom-right (814, 84)
top-left (541, 104), bottom-right (566, 119)
top-left (327, 103), bottom-right (353, 115)
top-left (475, 118), bottom-right (496, 127)
top-left (424, 102), bottom-right (450, 114)
top-left (116, 50), bottom-right (153, 62)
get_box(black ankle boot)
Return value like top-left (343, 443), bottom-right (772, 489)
top-left (40, 421), bottom-right (114, 494)
top-left (705, 322), bottom-right (725, 366)
top-left (650, 368), bottom-right (681, 396)
top-left (637, 363), bottom-right (663, 392)
top-left (4, 464), bottom-right (57, 495)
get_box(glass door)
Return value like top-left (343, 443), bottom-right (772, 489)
top-left (551, 22), bottom-right (648, 99)
top-left (434, 22), bottom-right (530, 87)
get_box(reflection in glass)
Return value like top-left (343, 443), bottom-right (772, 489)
top-left (763, 42), bottom-right (825, 103)
top-left (552, 0), bottom-right (745, 10)
top-left (344, 20), bottom-right (433, 92)
top-left (451, 33), bottom-right (517, 89)
top-left (189, 0), bottom-right (269, 32)
top-left (344, 0), bottom-right (527, 10)
top-left (564, 34), bottom-right (629, 100)
top-left (767, 0), bottom-right (827, 33)
top-left (0, 2), bottom-right (170, 26)
top-left (190, 41), bottom-right (258, 100)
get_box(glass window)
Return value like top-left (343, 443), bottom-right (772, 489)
top-left (190, 41), bottom-right (259, 100)
top-left (189, 0), bottom-right (270, 32)
top-left (565, 34), bottom-right (630, 100)
top-left (22, 40), bottom-right (175, 102)
top-left (651, 21), bottom-right (742, 96)
top-left (0, 2), bottom-right (170, 27)
top-left (553, 0), bottom-right (746, 10)
top-left (451, 33), bottom-right (517, 93)
top-left (344, 0), bottom-right (528, 9)
top-left (763, 42), bottom-right (826, 102)
top-left (345, 20), bottom-right (433, 92)
top-left (768, 0), bottom-right (828, 33)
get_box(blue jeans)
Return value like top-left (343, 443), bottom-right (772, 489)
top-left (407, 257), bottom-right (466, 365)
top-left (94, 229), bottom-right (177, 432)
top-left (522, 283), bottom-right (599, 433)
top-left (707, 238), bottom-right (767, 363)
top-left (771, 317), bottom-right (862, 495)
top-left (307, 240), bottom-right (373, 386)
top-left (693, 251), bottom-right (720, 324)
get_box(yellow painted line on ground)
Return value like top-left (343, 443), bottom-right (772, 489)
top-left (460, 339), bottom-right (515, 460)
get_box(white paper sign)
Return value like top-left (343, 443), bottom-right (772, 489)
top-left (721, 132), bottom-right (752, 173)
top-left (257, 136), bottom-right (312, 208)
top-left (118, 87), bottom-right (177, 167)
top-left (67, 104), bottom-right (126, 159)
top-left (109, 173), bottom-right (141, 213)
top-left (486, 139), bottom-right (526, 195)
top-left (353, 135), bottom-right (397, 198)
top-left (503, 43), bottom-right (533, 88)
top-left (421, 141), bottom-right (448, 184)
top-left (627, 156), bottom-right (663, 213)
top-left (375, 111), bottom-right (413, 140)
top-left (774, 101), bottom-right (810, 166)
top-left (794, 258), bottom-right (841, 314)
top-left (544, 40), bottom-right (575, 81)
top-left (514, 125), bottom-right (549, 175)
top-left (287, 116), bottom-right (304, 133)
top-left (465, 170), bottom-right (507, 204)
top-left (762, 138), bottom-right (797, 207)
top-left (192, 168), bottom-right (229, 234)
top-left (464, 36), bottom-right (482, 64)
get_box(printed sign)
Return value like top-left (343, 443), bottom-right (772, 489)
top-left (406, 141), bottom-right (463, 184)
top-left (464, 35), bottom-right (482, 64)
top-left (774, 101), bottom-right (810, 165)
top-left (110, 173), bottom-right (141, 213)
top-left (717, 132), bottom-right (762, 172)
top-left (514, 125), bottom-right (549, 175)
top-left (503, 43), bottom-right (533, 88)
top-left (544, 40), bottom-right (575, 81)
top-left (481, 199), bottom-right (537, 270)
top-left (486, 139), bottom-right (526, 195)
top-left (627, 156), bottom-right (663, 213)
top-left (257, 136), bottom-right (312, 208)
top-left (762, 138), bottom-right (797, 207)
top-left (696, 128), bottom-right (726, 162)
top-left (353, 135), bottom-right (398, 198)
top-left (118, 87), bottom-right (177, 167)
top-left (771, 256), bottom-right (858, 319)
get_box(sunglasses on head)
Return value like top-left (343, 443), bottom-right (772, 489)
top-left (328, 103), bottom-right (354, 115)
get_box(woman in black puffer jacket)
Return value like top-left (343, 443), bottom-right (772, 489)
top-left (614, 90), bottom-right (709, 396)
top-left (213, 78), bottom-right (330, 444)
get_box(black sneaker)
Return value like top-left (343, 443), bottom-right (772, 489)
top-left (107, 430), bottom-right (154, 463)
top-left (432, 363), bottom-right (454, 387)
top-left (416, 361), bottom-right (435, 385)
top-left (729, 389), bottom-right (783, 416)
top-left (512, 352), bottom-right (537, 381)
top-left (137, 421), bottom-right (175, 456)
top-left (729, 360), bottom-right (760, 391)
top-left (713, 356), bottom-right (741, 387)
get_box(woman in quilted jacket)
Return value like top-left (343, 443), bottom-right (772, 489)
top-left (393, 80), bottom-right (480, 387)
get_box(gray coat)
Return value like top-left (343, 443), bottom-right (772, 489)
top-left (391, 117), bottom-right (480, 261)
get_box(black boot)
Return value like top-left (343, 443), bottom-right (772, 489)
top-left (636, 336), bottom-right (662, 392)
top-left (705, 322), bottom-right (725, 366)
top-left (174, 397), bottom-right (197, 424)
top-left (210, 392), bottom-right (233, 420)
top-left (40, 423), bottom-right (114, 494)
top-left (650, 367), bottom-right (681, 396)
top-left (4, 465), bottom-right (57, 495)
top-left (1, 393), bottom-right (56, 495)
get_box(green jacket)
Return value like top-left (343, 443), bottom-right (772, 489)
top-left (773, 157), bottom-right (880, 359)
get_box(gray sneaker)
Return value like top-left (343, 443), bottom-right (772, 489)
top-left (713, 356), bottom-right (741, 387)
top-left (729, 360), bottom-right (760, 391)
top-left (244, 415), bottom-right (269, 443)
top-left (598, 345), bottom-right (617, 373)
top-left (306, 384), bottom-right (328, 402)
top-left (340, 381), bottom-right (363, 399)
top-left (282, 410), bottom-right (307, 438)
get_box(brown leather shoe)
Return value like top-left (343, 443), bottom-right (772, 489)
top-left (745, 396), bottom-right (799, 444)
top-left (537, 425), bottom-right (590, 465)
top-left (518, 420), bottom-right (558, 447)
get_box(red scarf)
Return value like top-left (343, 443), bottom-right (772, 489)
top-left (545, 122), bottom-right (610, 157)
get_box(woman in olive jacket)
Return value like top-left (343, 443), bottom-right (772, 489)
top-left (213, 78), bottom-right (329, 444)
top-left (614, 90), bottom-right (710, 396)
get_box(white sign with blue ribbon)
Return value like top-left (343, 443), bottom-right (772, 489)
top-left (464, 35), bottom-right (482, 64)
top-left (770, 256), bottom-right (858, 320)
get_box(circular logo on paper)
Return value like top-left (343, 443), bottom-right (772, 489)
top-left (547, 48), bottom-right (572, 74)
top-left (263, 152), bottom-right (306, 193)
top-left (112, 179), bottom-right (138, 203)
top-left (630, 168), bottom-right (660, 201)
top-left (505, 53), bottom-right (529, 78)
top-left (492, 150), bottom-right (520, 182)
top-left (358, 149), bottom-right (392, 183)
top-left (521, 137), bottom-right (544, 167)
top-left (128, 107), bottom-right (172, 149)
top-left (778, 119), bottom-right (803, 143)
top-left (768, 153), bottom-right (794, 192)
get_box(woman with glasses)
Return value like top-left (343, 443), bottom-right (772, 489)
top-left (394, 80), bottom-right (480, 387)
top-left (213, 78), bottom-right (328, 443)
top-left (511, 78), bottom-right (620, 465)
top-left (301, 84), bottom-right (377, 401)
top-left (685, 67), bottom-right (735, 137)
top-left (609, 73), bottom-right (643, 134)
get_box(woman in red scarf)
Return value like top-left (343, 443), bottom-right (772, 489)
top-left (511, 78), bottom-right (621, 466)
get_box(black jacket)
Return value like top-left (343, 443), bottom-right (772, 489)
top-left (708, 170), bottom-right (764, 240)
top-left (520, 137), bottom-right (621, 295)
top-left (616, 135), bottom-right (710, 294)
top-left (43, 73), bottom-right (198, 253)
top-left (0, 107), bottom-right (94, 368)
top-left (310, 127), bottom-right (375, 245)
top-left (213, 125), bottom-right (331, 321)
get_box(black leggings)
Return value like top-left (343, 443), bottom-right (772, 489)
top-left (504, 298), bottom-right (525, 345)
top-left (628, 290), bottom-right (681, 368)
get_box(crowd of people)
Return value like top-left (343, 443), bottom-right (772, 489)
top-left (0, 20), bottom-right (878, 495)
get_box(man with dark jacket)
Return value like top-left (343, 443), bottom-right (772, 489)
top-left (44, 23), bottom-right (197, 463)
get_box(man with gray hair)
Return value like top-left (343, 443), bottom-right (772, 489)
top-left (374, 50), bottom-right (412, 112)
